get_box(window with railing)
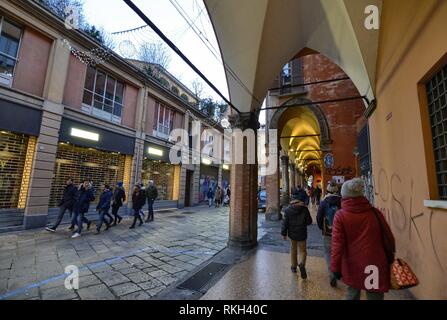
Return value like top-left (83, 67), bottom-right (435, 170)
top-left (427, 62), bottom-right (447, 199)
top-left (0, 17), bottom-right (22, 87)
top-left (153, 102), bottom-right (174, 140)
top-left (82, 66), bottom-right (125, 124)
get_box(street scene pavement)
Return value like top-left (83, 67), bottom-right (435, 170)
top-left (0, 206), bottom-right (229, 300)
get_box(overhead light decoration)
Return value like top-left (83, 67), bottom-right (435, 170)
top-left (148, 147), bottom-right (163, 157)
top-left (71, 128), bottom-right (99, 141)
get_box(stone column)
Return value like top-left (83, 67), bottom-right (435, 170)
top-left (265, 152), bottom-right (281, 221)
top-left (289, 163), bottom-right (297, 191)
top-left (281, 155), bottom-right (290, 206)
top-left (23, 39), bottom-right (70, 229)
top-left (228, 112), bottom-right (259, 249)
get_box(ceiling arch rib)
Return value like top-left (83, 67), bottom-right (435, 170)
top-left (204, 0), bottom-right (380, 112)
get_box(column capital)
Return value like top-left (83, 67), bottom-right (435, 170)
top-left (229, 112), bottom-right (260, 131)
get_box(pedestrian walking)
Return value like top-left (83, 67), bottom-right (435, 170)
top-left (281, 195), bottom-right (313, 279)
top-left (226, 187), bottom-right (231, 199)
top-left (130, 185), bottom-right (145, 229)
top-left (45, 178), bottom-right (77, 232)
top-left (314, 185), bottom-right (322, 205)
top-left (207, 187), bottom-right (214, 207)
top-left (95, 184), bottom-right (113, 234)
top-left (331, 178), bottom-right (396, 300)
top-left (71, 180), bottom-right (95, 238)
top-left (146, 180), bottom-right (158, 222)
top-left (316, 182), bottom-right (341, 287)
top-left (111, 182), bottom-right (125, 226)
top-left (215, 186), bottom-right (222, 208)
top-left (139, 183), bottom-right (147, 220)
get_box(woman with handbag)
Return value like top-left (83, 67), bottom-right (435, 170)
top-left (330, 178), bottom-right (396, 300)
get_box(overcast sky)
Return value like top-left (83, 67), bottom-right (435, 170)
top-left (83, 0), bottom-right (228, 101)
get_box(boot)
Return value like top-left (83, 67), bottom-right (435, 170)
top-left (299, 264), bottom-right (307, 280)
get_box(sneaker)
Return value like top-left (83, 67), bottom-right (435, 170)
top-left (330, 277), bottom-right (337, 288)
top-left (87, 221), bottom-right (91, 230)
top-left (129, 225), bottom-right (135, 229)
top-left (68, 225), bottom-right (74, 231)
top-left (71, 233), bottom-right (81, 239)
top-left (291, 267), bottom-right (297, 273)
top-left (45, 227), bottom-right (56, 233)
top-left (105, 224), bottom-right (110, 231)
top-left (299, 264), bottom-right (307, 280)
top-left (118, 216), bottom-right (123, 224)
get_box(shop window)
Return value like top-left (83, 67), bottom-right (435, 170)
top-left (0, 131), bottom-right (29, 209)
top-left (49, 143), bottom-right (126, 207)
top-left (0, 17), bottom-right (22, 87)
top-left (142, 159), bottom-right (175, 201)
top-left (82, 66), bottom-right (124, 124)
top-left (426, 63), bottom-right (447, 199)
top-left (153, 102), bottom-right (174, 140)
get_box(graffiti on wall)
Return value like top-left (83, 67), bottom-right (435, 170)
top-left (372, 168), bottom-right (447, 275)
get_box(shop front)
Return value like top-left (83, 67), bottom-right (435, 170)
top-left (48, 119), bottom-right (134, 223)
top-left (199, 161), bottom-right (219, 203)
top-left (142, 142), bottom-right (180, 209)
top-left (0, 99), bottom-right (41, 230)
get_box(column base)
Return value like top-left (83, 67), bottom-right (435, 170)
top-left (228, 237), bottom-right (258, 250)
top-left (265, 210), bottom-right (282, 221)
top-left (23, 214), bottom-right (48, 229)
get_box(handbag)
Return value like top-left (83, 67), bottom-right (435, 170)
top-left (371, 209), bottom-right (419, 290)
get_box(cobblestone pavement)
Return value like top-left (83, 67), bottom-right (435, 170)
top-left (0, 206), bottom-right (229, 300)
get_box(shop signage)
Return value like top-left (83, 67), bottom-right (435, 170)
top-left (148, 147), bottom-right (163, 157)
top-left (223, 164), bottom-right (230, 170)
top-left (202, 158), bottom-right (212, 165)
top-left (0, 98), bottom-right (42, 136)
top-left (70, 128), bottom-right (99, 141)
top-left (324, 153), bottom-right (334, 168)
top-left (144, 142), bottom-right (170, 162)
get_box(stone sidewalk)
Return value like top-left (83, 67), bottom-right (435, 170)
top-left (0, 206), bottom-right (229, 300)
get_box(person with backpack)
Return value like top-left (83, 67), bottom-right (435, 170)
top-left (317, 182), bottom-right (342, 287)
top-left (146, 180), bottom-right (158, 222)
top-left (111, 182), bottom-right (126, 226)
top-left (281, 195), bottom-right (313, 280)
top-left (95, 184), bottom-right (113, 234)
top-left (331, 178), bottom-right (396, 300)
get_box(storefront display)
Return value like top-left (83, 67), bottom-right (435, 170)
top-left (142, 159), bottom-right (176, 201)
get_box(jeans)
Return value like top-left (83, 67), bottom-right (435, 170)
top-left (51, 203), bottom-right (73, 229)
top-left (147, 199), bottom-right (155, 221)
top-left (97, 209), bottom-right (112, 231)
top-left (111, 205), bottom-right (122, 224)
top-left (208, 198), bottom-right (213, 207)
top-left (346, 287), bottom-right (385, 300)
top-left (131, 209), bottom-right (143, 227)
top-left (72, 210), bottom-right (90, 234)
top-left (290, 240), bottom-right (307, 268)
top-left (323, 235), bottom-right (336, 281)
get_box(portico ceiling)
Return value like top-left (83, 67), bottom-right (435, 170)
top-left (204, 0), bottom-right (381, 112)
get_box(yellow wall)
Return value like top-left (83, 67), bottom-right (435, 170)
top-left (371, 0), bottom-right (447, 299)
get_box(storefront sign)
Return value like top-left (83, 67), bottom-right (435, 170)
top-left (144, 142), bottom-right (171, 162)
top-left (70, 128), bottom-right (99, 141)
top-left (148, 147), bottom-right (163, 157)
top-left (0, 99), bottom-right (42, 136)
top-left (202, 158), bottom-right (212, 165)
top-left (223, 164), bottom-right (230, 170)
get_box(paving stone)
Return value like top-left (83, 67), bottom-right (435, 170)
top-left (41, 286), bottom-right (78, 300)
top-left (158, 275), bottom-right (177, 286)
top-left (110, 282), bottom-right (141, 297)
top-left (111, 262), bottom-right (132, 270)
top-left (77, 284), bottom-right (115, 300)
top-left (125, 256), bottom-right (145, 265)
top-left (146, 286), bottom-right (165, 297)
top-left (138, 279), bottom-right (163, 291)
top-left (118, 267), bottom-right (141, 275)
top-left (148, 269), bottom-right (168, 278)
top-left (7, 287), bottom-right (39, 300)
top-left (126, 271), bottom-right (153, 284)
top-left (95, 271), bottom-right (129, 287)
top-left (78, 275), bottom-right (102, 289)
top-left (120, 290), bottom-right (150, 300)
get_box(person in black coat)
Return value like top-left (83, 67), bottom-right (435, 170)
top-left (95, 184), bottom-right (113, 234)
top-left (46, 178), bottom-right (77, 232)
top-left (281, 198), bottom-right (313, 279)
top-left (111, 182), bottom-right (126, 226)
top-left (130, 185), bottom-right (145, 229)
top-left (71, 180), bottom-right (95, 238)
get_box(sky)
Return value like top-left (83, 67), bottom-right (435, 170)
top-left (82, 0), bottom-right (266, 124)
top-left (82, 0), bottom-right (227, 101)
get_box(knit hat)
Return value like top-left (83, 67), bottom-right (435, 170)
top-left (341, 178), bottom-right (365, 198)
top-left (327, 183), bottom-right (339, 194)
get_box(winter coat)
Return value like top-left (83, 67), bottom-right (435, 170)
top-left (215, 189), bottom-right (222, 201)
top-left (146, 185), bottom-right (158, 201)
top-left (316, 194), bottom-right (342, 233)
top-left (330, 196), bottom-right (395, 292)
top-left (226, 189), bottom-right (231, 197)
top-left (96, 190), bottom-right (113, 211)
top-left (314, 187), bottom-right (322, 198)
top-left (281, 203), bottom-right (313, 241)
top-left (59, 184), bottom-right (77, 208)
top-left (132, 191), bottom-right (146, 210)
top-left (112, 187), bottom-right (126, 208)
top-left (73, 186), bottom-right (95, 214)
top-left (207, 189), bottom-right (214, 199)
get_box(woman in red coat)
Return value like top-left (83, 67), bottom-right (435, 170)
top-left (330, 178), bottom-right (395, 300)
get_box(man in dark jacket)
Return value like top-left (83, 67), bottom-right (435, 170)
top-left (95, 184), bottom-right (113, 234)
top-left (111, 182), bottom-right (126, 226)
top-left (130, 185), bottom-right (145, 229)
top-left (46, 178), bottom-right (77, 232)
top-left (314, 185), bottom-right (322, 205)
top-left (317, 183), bottom-right (341, 287)
top-left (281, 198), bottom-right (313, 279)
top-left (146, 180), bottom-right (158, 222)
top-left (71, 180), bottom-right (95, 238)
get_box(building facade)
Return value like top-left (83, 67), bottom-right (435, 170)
top-left (0, 0), bottom-right (227, 232)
